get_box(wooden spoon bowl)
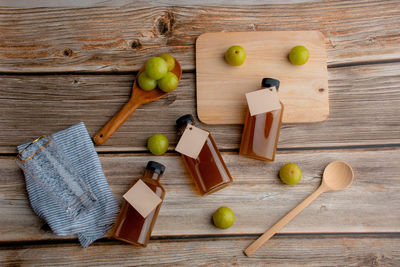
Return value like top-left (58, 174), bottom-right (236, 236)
top-left (93, 59), bottom-right (182, 145)
top-left (321, 160), bottom-right (354, 191)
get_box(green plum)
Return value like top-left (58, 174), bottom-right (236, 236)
top-left (159, 53), bottom-right (175, 71)
top-left (279, 163), bottom-right (302, 185)
top-left (138, 72), bottom-right (157, 91)
top-left (145, 57), bottom-right (168, 80)
top-left (213, 206), bottom-right (235, 229)
top-left (289, 45), bottom-right (309, 65)
top-left (147, 134), bottom-right (169, 156)
top-left (225, 45), bottom-right (246, 66)
top-left (157, 72), bottom-right (179, 93)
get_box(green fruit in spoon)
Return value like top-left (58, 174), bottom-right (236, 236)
top-left (145, 57), bottom-right (168, 80)
top-left (279, 163), bottom-right (302, 185)
top-left (289, 45), bottom-right (309, 65)
top-left (147, 134), bottom-right (169, 156)
top-left (159, 53), bottom-right (175, 71)
top-left (138, 72), bottom-right (157, 91)
top-left (225, 45), bottom-right (246, 66)
top-left (157, 72), bottom-right (179, 93)
top-left (213, 206), bottom-right (235, 229)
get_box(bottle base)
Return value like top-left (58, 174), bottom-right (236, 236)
top-left (199, 181), bottom-right (232, 196)
top-left (239, 150), bottom-right (275, 162)
top-left (112, 235), bottom-right (148, 247)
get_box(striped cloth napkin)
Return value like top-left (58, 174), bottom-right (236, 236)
top-left (18, 122), bottom-right (118, 247)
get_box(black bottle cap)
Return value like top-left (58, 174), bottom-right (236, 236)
top-left (262, 78), bottom-right (280, 91)
top-left (176, 114), bottom-right (194, 128)
top-left (146, 161), bottom-right (166, 174)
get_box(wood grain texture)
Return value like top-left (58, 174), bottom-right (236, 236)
top-left (0, 234), bottom-right (399, 266)
top-left (1, 148), bottom-right (399, 242)
top-left (0, 1), bottom-right (400, 72)
top-left (0, 62), bottom-right (399, 153)
top-left (196, 31), bottom-right (329, 124)
top-left (0, 0), bottom-right (318, 8)
top-left (0, 2), bottom-right (399, 265)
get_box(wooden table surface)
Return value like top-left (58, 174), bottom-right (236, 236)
top-left (0, 1), bottom-right (399, 266)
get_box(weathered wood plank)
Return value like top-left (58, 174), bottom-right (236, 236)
top-left (0, 0), bottom-right (318, 8)
top-left (0, 62), bottom-right (399, 153)
top-left (0, 148), bottom-right (399, 242)
top-left (0, 234), bottom-right (399, 266)
top-left (0, 1), bottom-right (399, 72)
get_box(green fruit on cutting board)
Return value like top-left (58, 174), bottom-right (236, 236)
top-left (225, 45), bottom-right (246, 66)
top-left (145, 57), bottom-right (168, 80)
top-left (157, 72), bottom-right (179, 93)
top-left (159, 53), bottom-right (175, 71)
top-left (138, 72), bottom-right (157, 91)
top-left (279, 163), bottom-right (302, 185)
top-left (147, 134), bottom-right (169, 156)
top-left (213, 206), bottom-right (235, 229)
top-left (289, 45), bottom-right (309, 65)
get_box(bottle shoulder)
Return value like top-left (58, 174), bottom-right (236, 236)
top-left (141, 178), bottom-right (164, 189)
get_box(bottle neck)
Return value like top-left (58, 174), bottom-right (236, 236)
top-left (143, 169), bottom-right (162, 181)
top-left (261, 85), bottom-right (278, 91)
top-left (177, 122), bottom-right (194, 136)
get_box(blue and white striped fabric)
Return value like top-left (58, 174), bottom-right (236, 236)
top-left (18, 122), bottom-right (119, 247)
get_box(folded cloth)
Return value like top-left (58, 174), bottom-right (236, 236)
top-left (18, 122), bottom-right (119, 247)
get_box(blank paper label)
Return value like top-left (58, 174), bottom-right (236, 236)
top-left (175, 125), bottom-right (209, 159)
top-left (123, 179), bottom-right (162, 218)
top-left (246, 88), bottom-right (281, 116)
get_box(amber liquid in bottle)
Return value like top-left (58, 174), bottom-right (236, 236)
top-left (112, 168), bottom-right (165, 247)
top-left (240, 102), bottom-right (284, 161)
top-left (179, 123), bottom-right (233, 195)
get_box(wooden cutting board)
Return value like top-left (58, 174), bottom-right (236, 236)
top-left (196, 31), bottom-right (329, 124)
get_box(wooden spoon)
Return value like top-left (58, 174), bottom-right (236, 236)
top-left (244, 161), bottom-right (354, 256)
top-left (93, 59), bottom-right (182, 145)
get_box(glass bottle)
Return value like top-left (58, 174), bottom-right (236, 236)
top-left (176, 114), bottom-right (233, 195)
top-left (112, 161), bottom-right (166, 247)
top-left (239, 78), bottom-right (284, 161)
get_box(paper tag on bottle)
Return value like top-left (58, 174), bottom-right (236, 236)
top-left (246, 88), bottom-right (281, 116)
top-left (175, 125), bottom-right (209, 159)
top-left (123, 179), bottom-right (162, 218)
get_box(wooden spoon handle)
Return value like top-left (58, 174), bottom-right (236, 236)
top-left (93, 100), bottom-right (140, 145)
top-left (244, 185), bottom-right (327, 256)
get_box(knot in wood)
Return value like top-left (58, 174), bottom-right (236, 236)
top-left (156, 11), bottom-right (175, 36)
top-left (164, 92), bottom-right (177, 106)
top-left (63, 48), bottom-right (73, 57)
top-left (131, 39), bottom-right (142, 49)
